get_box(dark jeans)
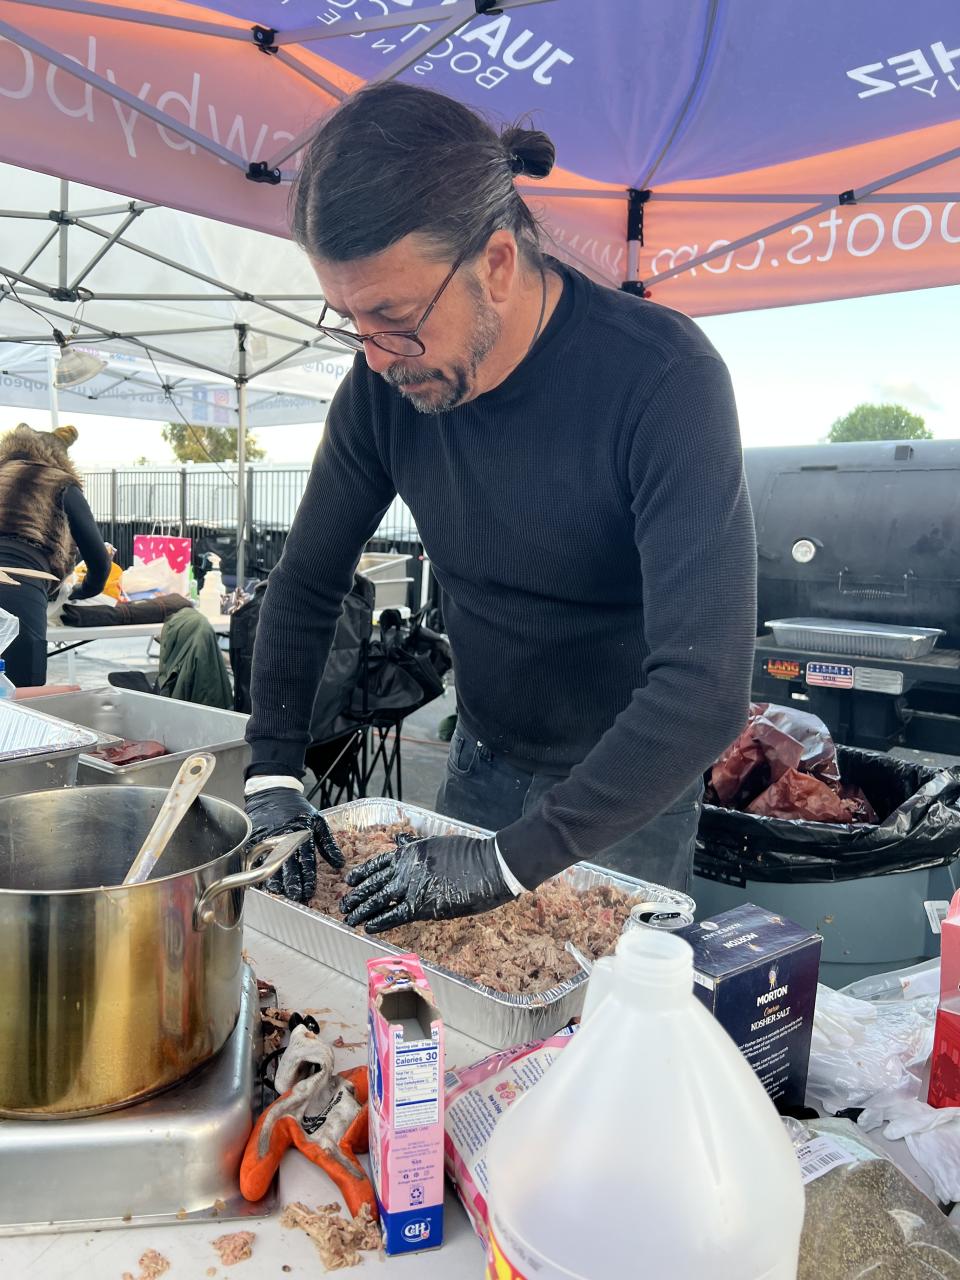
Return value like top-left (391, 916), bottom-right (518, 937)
top-left (435, 723), bottom-right (703, 893)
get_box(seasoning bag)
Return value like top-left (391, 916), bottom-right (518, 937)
top-left (787, 1116), bottom-right (960, 1279)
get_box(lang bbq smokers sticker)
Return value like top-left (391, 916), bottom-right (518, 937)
top-left (764, 658), bottom-right (803, 681)
top-left (806, 662), bottom-right (854, 690)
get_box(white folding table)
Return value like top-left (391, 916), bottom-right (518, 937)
top-left (47, 618), bottom-right (231, 682)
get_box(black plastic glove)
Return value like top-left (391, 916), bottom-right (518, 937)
top-left (339, 833), bottom-right (517, 934)
top-left (245, 787), bottom-right (344, 904)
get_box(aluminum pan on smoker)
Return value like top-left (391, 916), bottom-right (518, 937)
top-left (765, 618), bottom-right (945, 660)
top-left (246, 798), bottom-right (696, 1049)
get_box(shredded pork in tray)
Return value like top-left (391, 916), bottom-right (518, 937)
top-left (298, 821), bottom-right (635, 995)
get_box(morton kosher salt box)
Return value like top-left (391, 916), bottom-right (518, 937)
top-left (676, 904), bottom-right (821, 1110)
top-left (367, 953), bottom-right (445, 1255)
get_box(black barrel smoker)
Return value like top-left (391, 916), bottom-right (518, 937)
top-left (745, 440), bottom-right (960, 756)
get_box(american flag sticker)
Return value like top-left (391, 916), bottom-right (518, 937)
top-left (806, 662), bottom-right (854, 689)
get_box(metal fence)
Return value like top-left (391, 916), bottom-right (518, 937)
top-left (80, 464), bottom-right (425, 601)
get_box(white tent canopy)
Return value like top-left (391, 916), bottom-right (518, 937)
top-left (0, 162), bottom-right (354, 575)
top-left (0, 342), bottom-right (336, 427)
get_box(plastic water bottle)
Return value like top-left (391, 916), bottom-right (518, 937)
top-left (484, 928), bottom-right (804, 1280)
top-left (0, 660), bottom-right (15, 698)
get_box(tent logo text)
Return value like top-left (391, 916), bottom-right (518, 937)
top-left (318, 0), bottom-right (574, 91)
top-left (847, 39), bottom-right (960, 99)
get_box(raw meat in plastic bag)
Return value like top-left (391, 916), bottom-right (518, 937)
top-left (698, 746), bottom-right (960, 882)
top-left (761, 703), bottom-right (841, 787)
top-left (747, 770), bottom-right (859, 823)
top-left (708, 703), bottom-right (841, 810)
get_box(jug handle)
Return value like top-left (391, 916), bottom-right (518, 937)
top-left (193, 829), bottom-right (312, 931)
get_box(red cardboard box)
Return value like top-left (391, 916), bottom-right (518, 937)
top-left (928, 1005), bottom-right (960, 1109)
top-left (927, 888), bottom-right (960, 1109)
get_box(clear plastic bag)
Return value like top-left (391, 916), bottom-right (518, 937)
top-left (787, 1116), bottom-right (960, 1278)
top-left (842, 959), bottom-right (942, 1004)
top-left (809, 984), bottom-right (937, 1113)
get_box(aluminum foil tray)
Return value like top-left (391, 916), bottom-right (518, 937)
top-left (0, 700), bottom-right (100, 798)
top-left (246, 798), bottom-right (695, 1049)
top-left (765, 617), bottom-right (945, 660)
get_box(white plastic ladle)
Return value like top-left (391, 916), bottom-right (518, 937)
top-left (122, 752), bottom-right (216, 886)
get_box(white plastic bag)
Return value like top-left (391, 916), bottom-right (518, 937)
top-left (0, 608), bottom-right (18, 655)
top-left (808, 983), bottom-right (937, 1113)
top-left (858, 1073), bottom-right (960, 1202)
top-left (120, 557), bottom-right (177, 596)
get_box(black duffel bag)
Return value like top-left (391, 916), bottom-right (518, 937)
top-left (697, 746), bottom-right (960, 884)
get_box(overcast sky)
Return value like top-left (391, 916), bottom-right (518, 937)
top-left (6, 282), bottom-right (958, 469)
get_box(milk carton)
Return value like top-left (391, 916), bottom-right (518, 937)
top-left (367, 954), bottom-right (444, 1254)
top-left (928, 889), bottom-right (960, 1108)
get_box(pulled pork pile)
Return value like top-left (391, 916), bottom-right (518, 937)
top-left (304, 822), bottom-right (635, 995)
top-left (280, 1201), bottom-right (380, 1270)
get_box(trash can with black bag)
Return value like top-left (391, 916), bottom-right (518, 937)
top-left (695, 737), bottom-right (960, 987)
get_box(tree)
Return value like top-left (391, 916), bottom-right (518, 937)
top-left (161, 422), bottom-right (266, 463)
top-left (827, 402), bottom-right (932, 443)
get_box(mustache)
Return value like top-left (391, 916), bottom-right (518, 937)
top-left (382, 363), bottom-right (447, 388)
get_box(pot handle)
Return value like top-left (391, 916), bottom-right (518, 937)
top-left (193, 830), bottom-right (313, 931)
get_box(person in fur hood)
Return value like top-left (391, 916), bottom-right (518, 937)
top-left (0, 423), bottom-right (110, 685)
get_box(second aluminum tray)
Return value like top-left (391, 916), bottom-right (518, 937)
top-left (246, 798), bottom-right (694, 1049)
top-left (765, 617), bottom-right (945, 661)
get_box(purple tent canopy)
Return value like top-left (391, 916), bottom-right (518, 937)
top-left (0, 0), bottom-right (958, 314)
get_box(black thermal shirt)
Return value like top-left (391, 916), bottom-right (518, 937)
top-left (63, 485), bottom-right (111, 598)
top-left (247, 260), bottom-right (757, 887)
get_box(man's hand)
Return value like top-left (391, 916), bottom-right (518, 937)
top-left (339, 833), bottom-right (517, 934)
top-left (245, 788), bottom-right (344, 904)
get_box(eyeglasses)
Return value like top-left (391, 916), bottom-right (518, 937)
top-left (315, 249), bottom-right (468, 357)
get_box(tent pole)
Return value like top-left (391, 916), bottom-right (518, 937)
top-left (57, 180), bottom-right (68, 294)
top-left (621, 188), bottom-right (651, 296)
top-left (265, 5), bottom-right (478, 169)
top-left (0, 18), bottom-right (247, 171)
top-left (46, 348), bottom-right (60, 428)
top-left (236, 325), bottom-right (248, 589)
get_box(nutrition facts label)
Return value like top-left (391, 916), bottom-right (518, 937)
top-left (395, 1042), bottom-right (440, 1131)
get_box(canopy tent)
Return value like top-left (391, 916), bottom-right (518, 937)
top-left (0, 162), bottom-right (353, 576)
top-left (0, 343), bottom-right (335, 426)
top-left (0, 0), bottom-right (958, 316)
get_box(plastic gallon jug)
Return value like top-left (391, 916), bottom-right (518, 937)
top-left (484, 928), bottom-right (804, 1280)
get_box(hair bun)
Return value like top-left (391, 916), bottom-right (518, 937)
top-left (53, 425), bottom-right (78, 447)
top-left (500, 125), bottom-right (555, 180)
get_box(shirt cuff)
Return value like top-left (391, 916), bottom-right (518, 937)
top-left (494, 837), bottom-right (525, 897)
top-left (244, 775), bottom-right (305, 798)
